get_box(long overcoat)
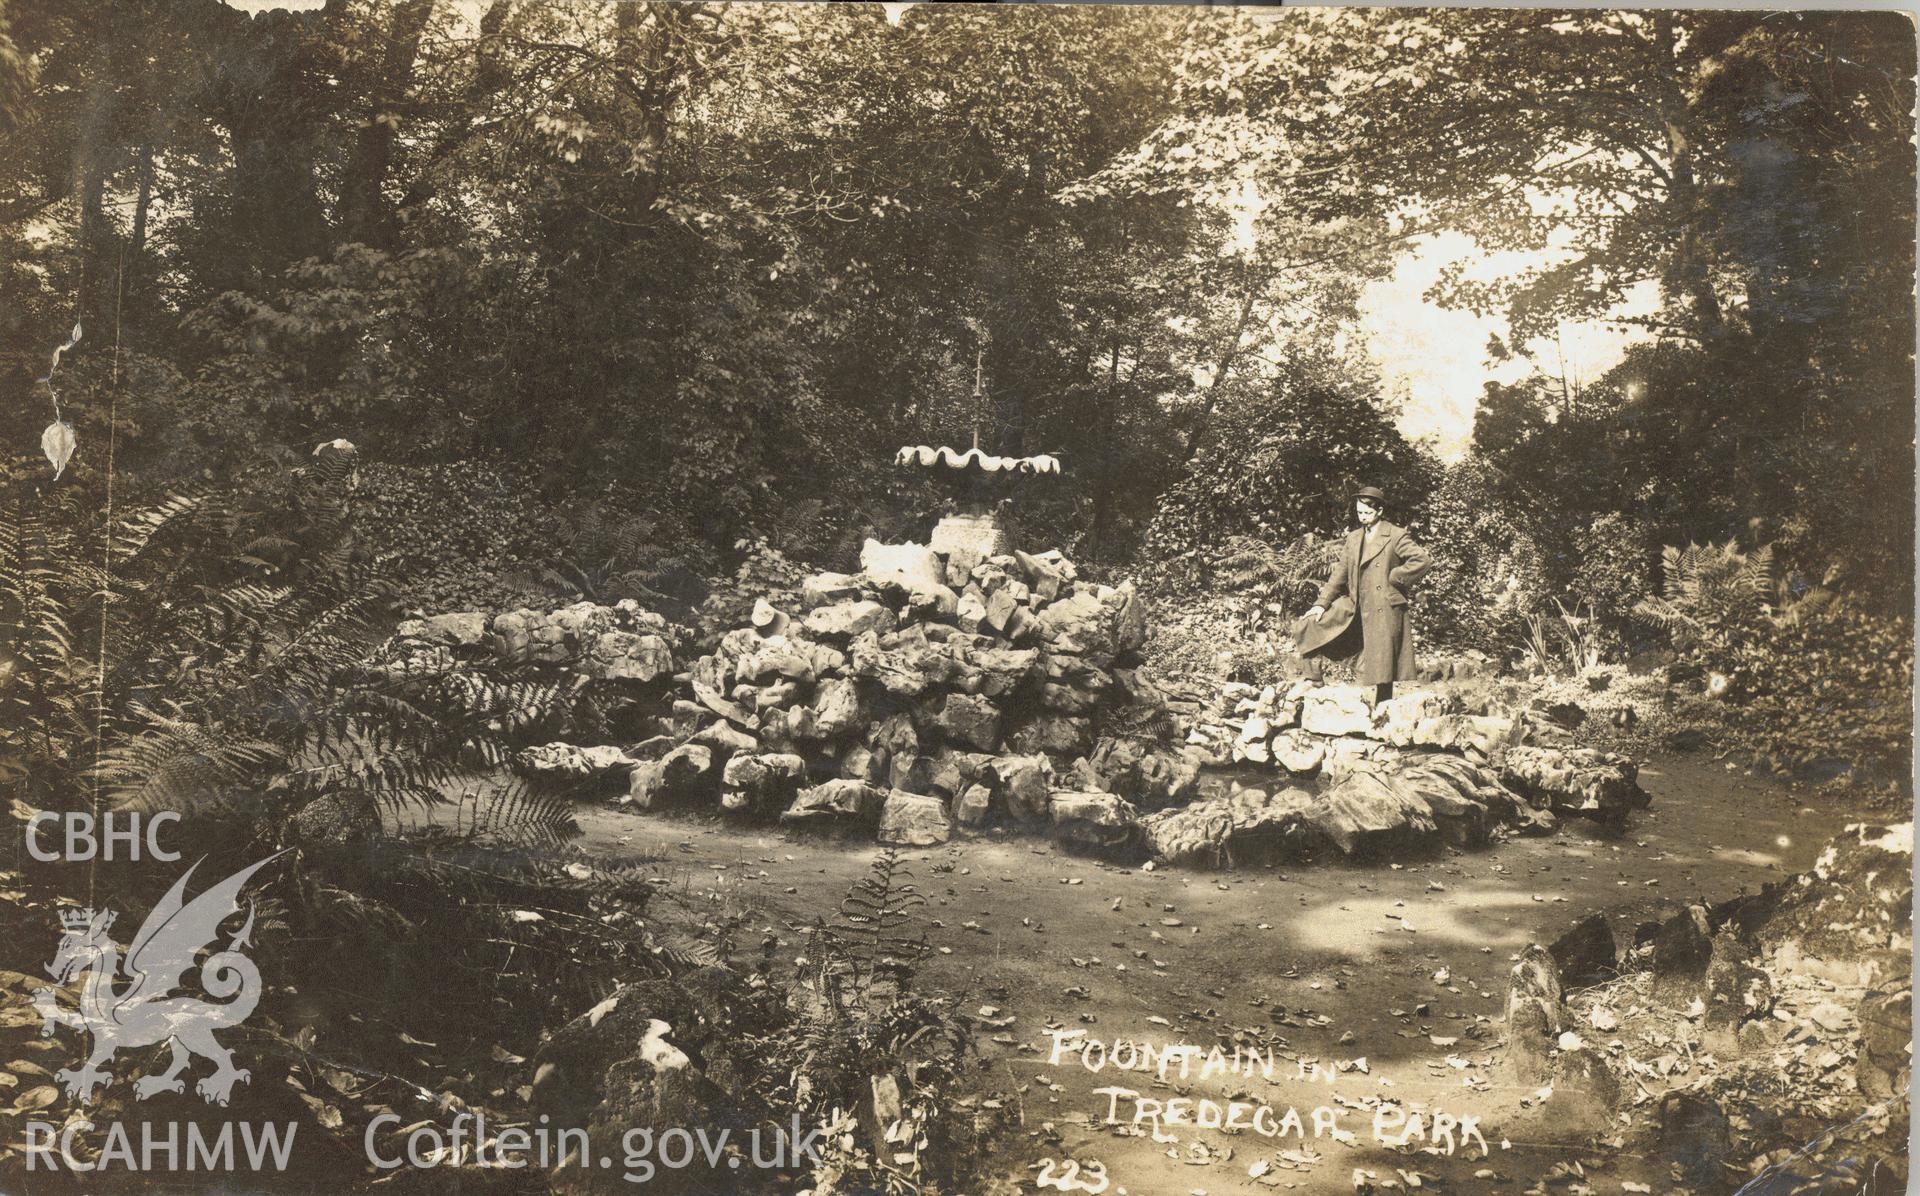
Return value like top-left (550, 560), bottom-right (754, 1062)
top-left (1313, 520), bottom-right (1432, 684)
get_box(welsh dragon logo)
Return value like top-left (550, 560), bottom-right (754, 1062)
top-left (31, 852), bottom-right (286, 1106)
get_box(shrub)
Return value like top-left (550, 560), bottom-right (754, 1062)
top-left (1418, 458), bottom-right (1553, 653)
top-left (1568, 512), bottom-right (1655, 648)
top-left (1143, 356), bottom-right (1437, 586)
top-left (1724, 599), bottom-right (1912, 781)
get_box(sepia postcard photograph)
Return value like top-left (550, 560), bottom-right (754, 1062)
top-left (0, 1), bottom-right (1912, 1192)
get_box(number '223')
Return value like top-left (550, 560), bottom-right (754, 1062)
top-left (1035, 1158), bottom-right (1109, 1193)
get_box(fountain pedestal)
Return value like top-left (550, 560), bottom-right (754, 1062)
top-left (929, 511), bottom-right (1009, 558)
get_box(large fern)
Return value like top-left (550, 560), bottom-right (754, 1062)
top-left (1632, 539), bottom-right (1775, 650)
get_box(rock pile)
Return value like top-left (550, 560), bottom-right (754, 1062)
top-left (634, 540), bottom-right (1167, 845)
top-left (1502, 821), bottom-right (1912, 1178)
top-left (364, 600), bottom-right (681, 787)
top-left (1182, 680), bottom-right (1649, 827)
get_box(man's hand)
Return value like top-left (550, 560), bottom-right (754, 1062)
top-left (1305, 605), bottom-right (1326, 621)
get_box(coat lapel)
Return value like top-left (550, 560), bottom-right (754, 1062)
top-left (1359, 521), bottom-right (1394, 567)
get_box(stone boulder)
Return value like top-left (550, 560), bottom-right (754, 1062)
top-left (1505, 944), bottom-right (1563, 1084)
top-left (394, 611), bottom-right (489, 649)
top-left (719, 752), bottom-right (807, 815)
top-left (803, 600), bottom-right (896, 642)
top-left (800, 571), bottom-right (866, 610)
top-left (782, 779), bottom-right (889, 827)
top-left (983, 754), bottom-right (1053, 822)
top-left (1548, 914), bottom-right (1618, 987)
top-left (532, 968), bottom-right (759, 1196)
top-left (1368, 689), bottom-right (1451, 745)
top-left (928, 692), bottom-right (1001, 752)
top-left (954, 783), bottom-right (993, 828)
top-left (1409, 714), bottom-right (1517, 758)
top-left (1075, 738), bottom-right (1201, 810)
top-left (1049, 792), bottom-right (1140, 852)
top-left (1501, 746), bottom-right (1646, 825)
top-left (1700, 926), bottom-right (1771, 1052)
top-left (1309, 765), bottom-right (1439, 857)
top-left (627, 744), bottom-right (714, 809)
top-left (1856, 986), bottom-right (1912, 1100)
top-left (1140, 785), bottom-right (1318, 868)
top-left (1272, 729), bottom-right (1326, 775)
top-left (583, 631), bottom-right (674, 683)
top-left (810, 677), bottom-right (867, 738)
top-left (1008, 715), bottom-right (1092, 757)
top-left (516, 742), bottom-right (634, 785)
top-left (1300, 686), bottom-right (1376, 737)
top-left (1648, 904), bottom-right (1714, 1003)
top-left (860, 538), bottom-right (945, 591)
top-left (877, 791), bottom-right (951, 846)
top-left (1754, 822), bottom-right (1912, 964)
top-left (492, 601), bottom-right (619, 666)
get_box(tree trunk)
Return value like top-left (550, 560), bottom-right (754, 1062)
top-left (1652, 14), bottom-right (1726, 338)
top-left (340, 0), bottom-right (435, 248)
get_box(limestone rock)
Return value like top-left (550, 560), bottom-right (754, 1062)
top-left (954, 783), bottom-right (992, 828)
top-left (492, 601), bottom-right (619, 666)
top-left (691, 721), bottom-right (759, 755)
top-left (721, 751), bottom-right (807, 794)
top-left (1141, 786), bottom-right (1317, 868)
top-left (1108, 581), bottom-right (1147, 653)
top-left (1658, 1090), bottom-right (1732, 1190)
top-left (850, 632), bottom-right (942, 697)
top-left (985, 754), bottom-right (1053, 821)
top-left (1501, 746), bottom-right (1645, 825)
top-left (1049, 791), bottom-right (1139, 851)
top-left (928, 692), bottom-right (1001, 752)
top-left (1856, 986), bottom-right (1912, 1100)
top-left (1310, 766), bottom-right (1438, 856)
top-left (691, 679), bottom-right (756, 731)
top-left (1550, 1045), bottom-right (1620, 1126)
top-left (964, 645), bottom-right (1041, 697)
top-left (800, 571), bottom-right (866, 610)
top-left (783, 783), bottom-right (887, 829)
top-left (580, 631), bottom-right (674, 683)
top-left (877, 791), bottom-right (951, 846)
top-left (1411, 713), bottom-right (1517, 758)
top-left (750, 597), bottom-right (789, 637)
top-left (734, 641), bottom-right (816, 685)
top-left (1701, 927), bottom-right (1770, 1051)
top-left (903, 582), bottom-right (960, 623)
top-left (1300, 686), bottom-right (1376, 736)
top-left (804, 600), bottom-right (896, 642)
top-left (1035, 590), bottom-right (1108, 657)
top-left (1505, 944), bottom-right (1563, 1084)
top-left (1272, 730), bottom-right (1326, 775)
top-left (810, 678), bottom-right (867, 738)
top-left (955, 586), bottom-right (989, 634)
top-left (395, 611), bottom-right (489, 649)
top-left (517, 743), bottom-right (634, 784)
top-left (860, 539), bottom-right (946, 593)
top-left (628, 744), bottom-right (714, 809)
top-left (840, 745), bottom-right (889, 787)
top-left (1369, 689), bottom-right (1451, 744)
top-left (1323, 736), bottom-right (1396, 784)
top-left (1548, 914), bottom-right (1618, 987)
top-left (1013, 549), bottom-right (1066, 602)
top-left (1008, 715), bottom-right (1092, 757)
top-left (1756, 821), bottom-right (1913, 963)
top-left (1649, 904), bottom-right (1714, 1003)
top-left (1079, 738), bottom-right (1200, 809)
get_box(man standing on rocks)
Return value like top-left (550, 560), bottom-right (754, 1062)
top-left (1300, 486), bottom-right (1431, 702)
